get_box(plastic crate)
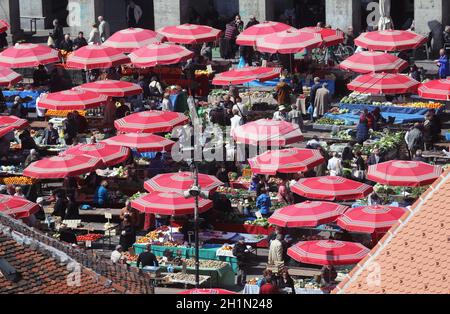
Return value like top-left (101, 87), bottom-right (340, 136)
top-left (445, 132), bottom-right (450, 141)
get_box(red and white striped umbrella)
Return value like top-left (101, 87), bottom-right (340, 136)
top-left (0, 67), bottom-right (22, 86)
top-left (337, 205), bottom-right (409, 234)
top-left (0, 195), bottom-right (40, 219)
top-left (236, 21), bottom-right (295, 46)
top-left (66, 45), bottom-right (130, 70)
top-left (0, 126), bottom-right (14, 138)
top-left (0, 20), bottom-right (9, 33)
top-left (23, 155), bottom-right (102, 179)
top-left (288, 240), bottom-right (370, 266)
top-left (212, 66), bottom-right (281, 85)
top-left (114, 110), bottom-right (188, 133)
top-left (0, 115), bottom-right (29, 130)
top-left (256, 30), bottom-right (322, 54)
top-left (131, 192), bottom-right (212, 216)
top-left (38, 89), bottom-right (109, 110)
top-left (129, 43), bottom-right (194, 68)
top-left (179, 289), bottom-right (238, 295)
top-left (64, 143), bottom-right (130, 167)
top-left (367, 160), bottom-right (442, 187)
top-left (103, 28), bottom-right (164, 53)
top-left (268, 201), bottom-right (348, 228)
top-left (418, 79), bottom-right (450, 101)
top-left (300, 27), bottom-right (345, 47)
top-left (248, 148), bottom-right (324, 175)
top-left (102, 133), bottom-right (174, 153)
top-left (231, 119), bottom-right (303, 146)
top-left (144, 171), bottom-right (223, 196)
top-left (292, 176), bottom-right (373, 201)
top-left (79, 80), bottom-right (142, 97)
top-left (339, 51), bottom-right (408, 74)
top-left (355, 30), bottom-right (427, 51)
top-left (347, 73), bottom-right (420, 94)
top-left (0, 43), bottom-right (60, 68)
top-left (157, 24), bottom-right (221, 44)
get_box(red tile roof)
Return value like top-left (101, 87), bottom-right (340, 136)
top-left (333, 168), bottom-right (450, 294)
top-left (0, 233), bottom-right (119, 294)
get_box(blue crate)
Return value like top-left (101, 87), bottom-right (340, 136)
top-left (445, 132), bottom-right (450, 141)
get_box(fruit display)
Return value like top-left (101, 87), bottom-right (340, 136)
top-left (221, 245), bottom-right (233, 251)
top-left (268, 177), bottom-right (283, 185)
top-left (316, 117), bottom-right (345, 125)
top-left (328, 107), bottom-right (350, 115)
top-left (45, 110), bottom-right (86, 117)
top-left (135, 158), bottom-right (150, 166)
top-left (195, 70), bottom-right (213, 76)
top-left (244, 218), bottom-right (271, 228)
top-left (96, 166), bottom-right (128, 178)
top-left (341, 95), bottom-right (444, 109)
top-left (122, 252), bottom-right (138, 263)
top-left (0, 166), bottom-right (21, 174)
top-left (164, 273), bottom-right (209, 284)
top-left (76, 233), bottom-right (103, 242)
top-left (0, 176), bottom-right (36, 185)
top-left (128, 192), bottom-right (146, 202)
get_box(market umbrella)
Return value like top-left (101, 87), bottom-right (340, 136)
top-left (291, 176), bottom-right (373, 201)
top-left (144, 171), bottom-right (223, 196)
top-left (339, 51), bottom-right (408, 74)
top-left (23, 155), bottom-right (103, 179)
top-left (179, 289), bottom-right (238, 295)
top-left (0, 67), bottom-right (22, 86)
top-left (347, 73), bottom-right (420, 94)
top-left (0, 115), bottom-right (29, 130)
top-left (37, 89), bottom-right (109, 110)
top-left (367, 160), bottom-right (442, 187)
top-left (102, 133), bottom-right (175, 153)
top-left (354, 30), bottom-right (427, 51)
top-left (79, 80), bottom-right (143, 97)
top-left (128, 43), bottom-right (194, 68)
top-left (337, 205), bottom-right (409, 234)
top-left (63, 143), bottom-right (130, 167)
top-left (268, 201), bottom-right (348, 228)
top-left (131, 192), bottom-right (212, 216)
top-left (103, 28), bottom-right (165, 53)
top-left (248, 148), bottom-right (325, 175)
top-left (287, 240), bottom-right (370, 266)
top-left (231, 119), bottom-right (303, 146)
top-left (255, 29), bottom-right (322, 54)
top-left (0, 43), bottom-right (60, 68)
top-left (236, 21), bottom-right (295, 46)
top-left (212, 66), bottom-right (281, 86)
top-left (114, 110), bottom-right (188, 134)
top-left (418, 79), bottom-right (450, 101)
top-left (157, 24), bottom-right (221, 44)
top-left (0, 20), bottom-right (9, 33)
top-left (0, 126), bottom-right (14, 138)
top-left (299, 27), bottom-right (345, 47)
top-left (0, 195), bottom-right (40, 219)
top-left (66, 45), bottom-right (130, 70)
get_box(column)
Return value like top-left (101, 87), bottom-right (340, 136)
top-left (325, 0), bottom-right (361, 34)
top-left (238, 0), bottom-right (275, 23)
top-left (414, 0), bottom-right (450, 55)
top-left (0, 0), bottom-right (21, 37)
top-left (153, 0), bottom-right (190, 30)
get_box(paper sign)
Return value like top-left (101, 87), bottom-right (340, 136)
top-left (262, 60), bottom-right (268, 67)
top-left (206, 65), bottom-right (213, 73)
top-left (86, 241), bottom-right (92, 248)
top-left (105, 213), bottom-right (112, 219)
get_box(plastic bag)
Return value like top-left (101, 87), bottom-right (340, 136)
top-left (238, 56), bottom-right (246, 68)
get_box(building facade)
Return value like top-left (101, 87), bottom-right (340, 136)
top-left (0, 0), bottom-right (448, 53)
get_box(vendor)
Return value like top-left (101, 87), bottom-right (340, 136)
top-left (73, 110), bottom-right (88, 134)
top-left (233, 237), bottom-right (250, 286)
top-left (137, 245), bottom-right (159, 268)
top-left (119, 216), bottom-right (136, 251)
top-left (52, 190), bottom-right (67, 220)
top-left (94, 180), bottom-right (110, 208)
top-left (24, 149), bottom-right (40, 168)
top-left (356, 118), bottom-right (369, 145)
top-left (41, 122), bottom-right (59, 146)
top-left (321, 265), bottom-right (337, 286)
top-left (33, 64), bottom-right (50, 87)
top-left (256, 187), bottom-right (272, 218)
top-left (19, 129), bottom-right (37, 151)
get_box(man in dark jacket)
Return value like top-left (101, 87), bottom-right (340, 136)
top-left (233, 237), bottom-right (250, 285)
top-left (52, 19), bottom-right (64, 48)
top-left (42, 123), bottom-right (59, 146)
top-left (309, 77), bottom-right (321, 121)
top-left (73, 32), bottom-right (88, 50)
top-left (60, 34), bottom-right (73, 52)
top-left (367, 148), bottom-right (384, 166)
top-left (136, 245), bottom-right (159, 268)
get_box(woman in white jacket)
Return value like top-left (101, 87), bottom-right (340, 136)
top-left (88, 24), bottom-right (101, 45)
top-left (127, 1), bottom-right (143, 28)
